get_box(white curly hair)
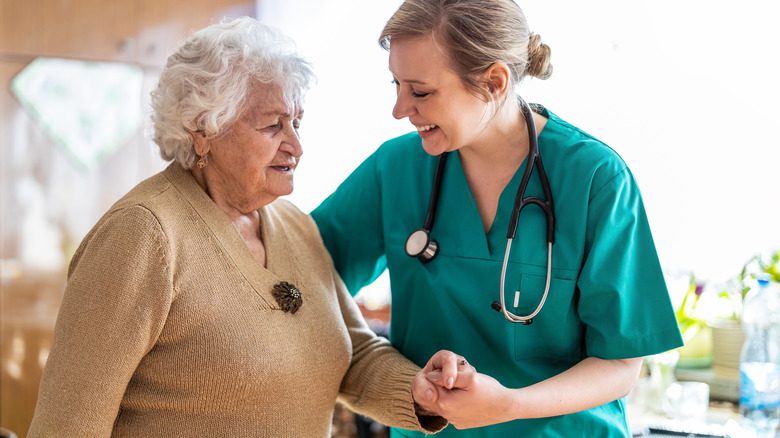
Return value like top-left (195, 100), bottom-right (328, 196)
top-left (150, 17), bottom-right (314, 169)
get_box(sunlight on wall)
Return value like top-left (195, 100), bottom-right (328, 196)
top-left (258, 0), bottom-right (780, 293)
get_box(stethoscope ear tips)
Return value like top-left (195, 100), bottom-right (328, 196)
top-left (405, 228), bottom-right (438, 263)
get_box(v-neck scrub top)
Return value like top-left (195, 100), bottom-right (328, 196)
top-left (312, 107), bottom-right (683, 437)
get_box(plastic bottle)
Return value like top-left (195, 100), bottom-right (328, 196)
top-left (739, 274), bottom-right (780, 437)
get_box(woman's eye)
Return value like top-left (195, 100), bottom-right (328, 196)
top-left (293, 119), bottom-right (301, 130)
top-left (392, 78), bottom-right (429, 97)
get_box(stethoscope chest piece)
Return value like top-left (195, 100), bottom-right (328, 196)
top-left (405, 228), bottom-right (438, 263)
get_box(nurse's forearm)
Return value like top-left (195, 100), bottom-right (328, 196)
top-left (509, 356), bottom-right (643, 419)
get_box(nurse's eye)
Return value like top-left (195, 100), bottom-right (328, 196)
top-left (411, 89), bottom-right (430, 98)
top-left (292, 118), bottom-right (301, 130)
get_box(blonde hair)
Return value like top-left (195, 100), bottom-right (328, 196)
top-left (379, 0), bottom-right (552, 101)
top-left (151, 17), bottom-right (314, 169)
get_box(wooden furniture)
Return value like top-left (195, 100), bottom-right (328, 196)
top-left (0, 267), bottom-right (64, 438)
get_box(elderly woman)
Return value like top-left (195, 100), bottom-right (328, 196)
top-left (27, 17), bottom-right (458, 437)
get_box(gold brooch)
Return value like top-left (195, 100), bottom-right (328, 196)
top-left (272, 281), bottom-right (303, 314)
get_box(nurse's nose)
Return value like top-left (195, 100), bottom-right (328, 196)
top-left (392, 92), bottom-right (415, 120)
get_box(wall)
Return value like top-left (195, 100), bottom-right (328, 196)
top-left (261, 0), bottom-right (780, 290)
top-left (0, 1), bottom-right (254, 435)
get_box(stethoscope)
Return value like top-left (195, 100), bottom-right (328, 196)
top-left (405, 99), bottom-right (555, 325)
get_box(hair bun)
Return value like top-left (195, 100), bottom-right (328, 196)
top-left (527, 33), bottom-right (553, 80)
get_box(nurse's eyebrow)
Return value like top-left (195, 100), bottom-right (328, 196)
top-left (392, 74), bottom-right (429, 84)
top-left (391, 77), bottom-right (431, 87)
top-left (390, 71), bottom-right (430, 86)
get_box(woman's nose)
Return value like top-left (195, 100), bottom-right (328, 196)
top-left (392, 93), bottom-right (414, 120)
top-left (282, 124), bottom-right (302, 157)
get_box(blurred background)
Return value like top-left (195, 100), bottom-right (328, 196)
top-left (1, 0), bottom-right (778, 437)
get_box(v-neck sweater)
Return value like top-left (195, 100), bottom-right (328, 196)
top-left (28, 163), bottom-right (444, 437)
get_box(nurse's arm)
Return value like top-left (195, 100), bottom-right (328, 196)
top-left (431, 356), bottom-right (643, 429)
top-left (509, 356), bottom-right (643, 418)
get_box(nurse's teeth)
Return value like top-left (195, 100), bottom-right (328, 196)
top-left (417, 124), bottom-right (437, 132)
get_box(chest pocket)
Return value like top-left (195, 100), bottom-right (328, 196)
top-left (512, 272), bottom-right (582, 362)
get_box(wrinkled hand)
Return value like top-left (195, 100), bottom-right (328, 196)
top-left (411, 350), bottom-right (474, 416)
top-left (417, 355), bottom-right (517, 429)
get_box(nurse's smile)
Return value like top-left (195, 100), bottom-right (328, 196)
top-left (389, 34), bottom-right (493, 157)
top-left (416, 124), bottom-right (439, 139)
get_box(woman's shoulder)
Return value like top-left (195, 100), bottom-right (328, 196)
top-left (266, 199), bottom-right (336, 267)
top-left (375, 131), bottom-right (427, 162)
top-left (538, 107), bottom-right (630, 186)
top-left (331, 132), bottom-right (431, 190)
top-left (264, 199), bottom-right (320, 241)
top-left (379, 131), bottom-right (422, 149)
top-left (264, 199), bottom-right (307, 223)
top-left (70, 194), bottom-right (170, 278)
top-left (367, 132), bottom-right (436, 182)
top-left (93, 169), bottom-right (172, 225)
top-left (83, 167), bottom-right (188, 248)
top-left (122, 171), bottom-right (169, 198)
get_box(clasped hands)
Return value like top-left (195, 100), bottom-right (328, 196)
top-left (411, 350), bottom-right (517, 429)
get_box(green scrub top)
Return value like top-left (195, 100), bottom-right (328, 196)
top-left (312, 106), bottom-right (683, 437)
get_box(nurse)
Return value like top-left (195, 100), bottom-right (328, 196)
top-left (312, 0), bottom-right (683, 436)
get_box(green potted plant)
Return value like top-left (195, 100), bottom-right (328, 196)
top-left (675, 275), bottom-right (712, 368)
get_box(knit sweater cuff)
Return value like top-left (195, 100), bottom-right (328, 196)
top-left (371, 365), bottom-right (447, 433)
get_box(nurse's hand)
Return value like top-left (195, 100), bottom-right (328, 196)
top-left (425, 371), bottom-right (518, 429)
top-left (411, 350), bottom-right (474, 416)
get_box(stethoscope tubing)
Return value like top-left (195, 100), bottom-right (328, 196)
top-left (424, 152), bottom-right (449, 231)
top-left (406, 98), bottom-right (556, 323)
top-left (498, 99), bottom-right (555, 323)
top-left (499, 240), bottom-right (553, 324)
top-left (508, 100), bottom-right (555, 242)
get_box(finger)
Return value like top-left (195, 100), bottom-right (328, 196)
top-left (427, 366), bottom-right (476, 390)
top-left (440, 353), bottom-right (476, 389)
top-left (425, 350), bottom-right (457, 371)
top-left (423, 350), bottom-right (461, 389)
top-left (412, 370), bottom-right (439, 413)
top-left (438, 353), bottom-right (460, 389)
top-left (452, 364), bottom-right (476, 389)
top-left (425, 369), bottom-right (445, 387)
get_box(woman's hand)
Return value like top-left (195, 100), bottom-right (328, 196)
top-left (425, 371), bottom-right (517, 429)
top-left (411, 350), bottom-right (474, 416)
top-left (422, 356), bottom-right (644, 428)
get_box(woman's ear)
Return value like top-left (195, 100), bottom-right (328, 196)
top-left (484, 62), bottom-right (511, 99)
top-left (190, 130), bottom-right (210, 157)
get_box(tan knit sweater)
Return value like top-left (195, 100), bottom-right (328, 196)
top-left (28, 163), bottom-right (444, 437)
